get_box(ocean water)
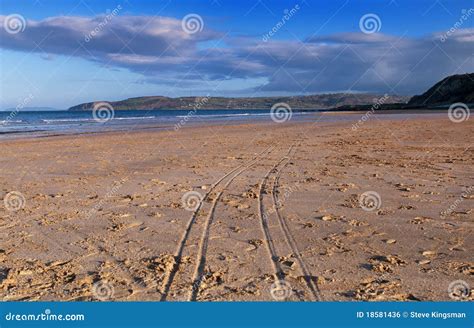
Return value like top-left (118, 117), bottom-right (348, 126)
top-left (0, 109), bottom-right (317, 138)
top-left (0, 109), bottom-right (446, 139)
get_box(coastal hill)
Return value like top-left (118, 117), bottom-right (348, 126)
top-left (68, 73), bottom-right (473, 111)
top-left (68, 93), bottom-right (409, 111)
top-left (408, 73), bottom-right (474, 106)
top-left (334, 73), bottom-right (473, 111)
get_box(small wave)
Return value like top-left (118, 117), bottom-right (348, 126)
top-left (175, 113), bottom-right (270, 118)
top-left (42, 118), bottom-right (95, 123)
top-left (113, 116), bottom-right (156, 120)
top-left (175, 112), bottom-right (313, 119)
top-left (42, 116), bottom-right (156, 123)
top-left (0, 120), bottom-right (23, 124)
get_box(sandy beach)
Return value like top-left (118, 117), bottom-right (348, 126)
top-left (0, 113), bottom-right (472, 301)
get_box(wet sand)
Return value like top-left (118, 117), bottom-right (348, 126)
top-left (0, 114), bottom-right (472, 301)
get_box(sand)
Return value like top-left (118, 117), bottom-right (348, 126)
top-left (0, 114), bottom-right (472, 301)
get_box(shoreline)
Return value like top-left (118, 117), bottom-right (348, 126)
top-left (0, 110), bottom-right (448, 141)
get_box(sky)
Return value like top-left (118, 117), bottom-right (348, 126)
top-left (0, 0), bottom-right (473, 109)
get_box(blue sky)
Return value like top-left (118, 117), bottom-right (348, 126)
top-left (0, 0), bottom-right (473, 109)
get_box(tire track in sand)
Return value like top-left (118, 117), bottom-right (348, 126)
top-left (257, 145), bottom-right (297, 300)
top-left (188, 146), bottom-right (275, 301)
top-left (160, 146), bottom-right (274, 301)
top-left (270, 148), bottom-right (323, 301)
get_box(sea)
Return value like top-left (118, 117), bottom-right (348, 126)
top-left (0, 109), bottom-right (446, 139)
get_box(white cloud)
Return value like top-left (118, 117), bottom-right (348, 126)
top-left (0, 14), bottom-right (472, 95)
